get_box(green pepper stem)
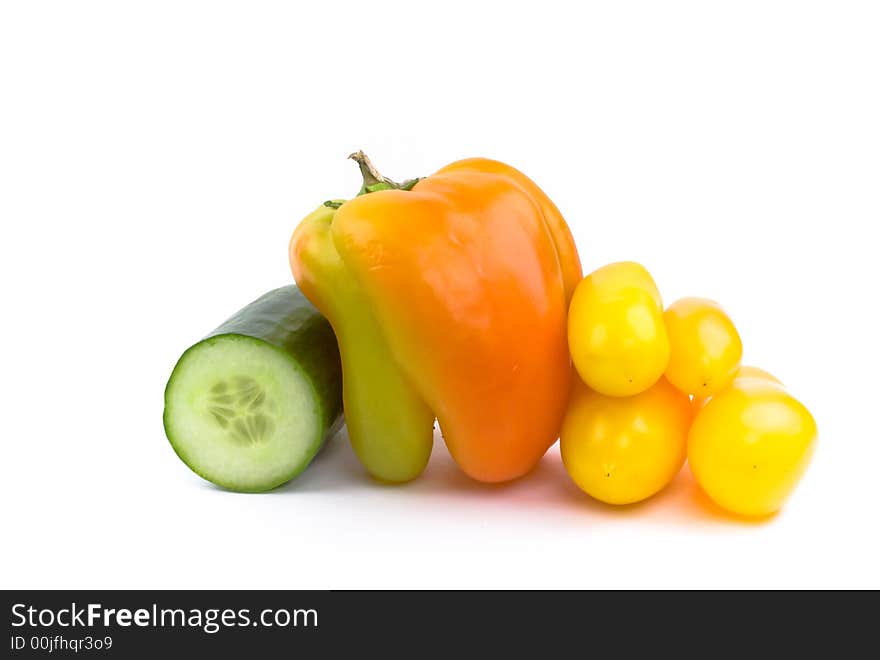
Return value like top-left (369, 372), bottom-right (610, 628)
top-left (324, 151), bottom-right (422, 208)
top-left (348, 150), bottom-right (421, 196)
top-left (348, 151), bottom-right (387, 189)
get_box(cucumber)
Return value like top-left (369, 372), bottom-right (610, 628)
top-left (163, 285), bottom-right (343, 492)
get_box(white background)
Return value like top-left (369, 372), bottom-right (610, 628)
top-left (1, 1), bottom-right (878, 589)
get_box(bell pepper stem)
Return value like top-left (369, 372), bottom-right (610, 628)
top-left (324, 152), bottom-right (422, 208)
top-left (349, 150), bottom-right (422, 196)
top-left (349, 151), bottom-right (387, 189)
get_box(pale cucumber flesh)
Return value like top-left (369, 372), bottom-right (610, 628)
top-left (163, 285), bottom-right (343, 492)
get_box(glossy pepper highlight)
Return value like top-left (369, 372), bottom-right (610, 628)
top-left (290, 153), bottom-right (582, 483)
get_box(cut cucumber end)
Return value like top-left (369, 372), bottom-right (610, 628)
top-left (163, 333), bottom-right (325, 492)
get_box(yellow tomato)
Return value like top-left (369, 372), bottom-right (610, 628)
top-left (734, 365), bottom-right (782, 386)
top-left (664, 297), bottom-right (742, 397)
top-left (688, 379), bottom-right (817, 517)
top-left (568, 262), bottom-right (669, 397)
top-left (693, 366), bottom-right (782, 410)
top-left (561, 378), bottom-right (692, 505)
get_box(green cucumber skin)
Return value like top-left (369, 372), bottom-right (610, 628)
top-left (164, 285), bottom-right (343, 491)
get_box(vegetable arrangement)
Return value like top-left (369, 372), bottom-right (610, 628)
top-left (163, 152), bottom-right (817, 517)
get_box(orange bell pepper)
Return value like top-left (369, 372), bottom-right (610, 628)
top-left (290, 153), bottom-right (581, 483)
